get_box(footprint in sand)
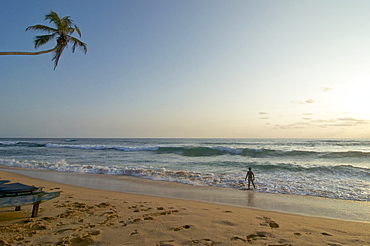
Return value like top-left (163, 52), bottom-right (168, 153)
top-left (173, 225), bottom-right (191, 231)
top-left (156, 239), bottom-right (178, 246)
top-left (229, 236), bottom-right (246, 242)
top-left (278, 238), bottom-right (290, 244)
top-left (154, 209), bottom-right (179, 216)
top-left (97, 202), bottom-right (110, 208)
top-left (269, 220), bottom-right (279, 228)
top-left (259, 216), bottom-right (280, 228)
top-left (247, 232), bottom-right (267, 242)
top-left (57, 229), bottom-right (102, 245)
top-left (187, 238), bottom-right (213, 246)
top-left (53, 228), bottom-right (75, 235)
top-left (129, 218), bottom-right (142, 224)
top-left (129, 204), bottom-right (153, 212)
top-left (216, 220), bottom-right (238, 226)
top-left (59, 236), bottom-right (94, 245)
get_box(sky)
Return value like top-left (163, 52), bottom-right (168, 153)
top-left (1, 0), bottom-right (370, 138)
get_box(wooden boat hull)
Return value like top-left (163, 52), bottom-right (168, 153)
top-left (0, 191), bottom-right (60, 208)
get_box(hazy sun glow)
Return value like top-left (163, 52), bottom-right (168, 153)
top-left (345, 81), bottom-right (370, 119)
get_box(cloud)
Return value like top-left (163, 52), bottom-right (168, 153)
top-left (274, 121), bottom-right (311, 129)
top-left (321, 87), bottom-right (333, 92)
top-left (305, 99), bottom-right (315, 104)
top-left (333, 117), bottom-right (370, 126)
top-left (274, 117), bottom-right (370, 129)
top-left (310, 118), bottom-right (370, 127)
top-left (258, 112), bottom-right (270, 119)
top-left (292, 99), bottom-right (316, 104)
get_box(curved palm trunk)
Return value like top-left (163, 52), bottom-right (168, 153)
top-left (0, 47), bottom-right (57, 56)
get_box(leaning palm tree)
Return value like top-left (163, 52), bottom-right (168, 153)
top-left (0, 10), bottom-right (87, 69)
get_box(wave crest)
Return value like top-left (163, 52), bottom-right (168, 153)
top-left (2, 140), bottom-right (370, 159)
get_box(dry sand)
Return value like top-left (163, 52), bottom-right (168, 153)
top-left (0, 170), bottom-right (369, 246)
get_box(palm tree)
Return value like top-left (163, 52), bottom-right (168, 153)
top-left (0, 10), bottom-right (87, 69)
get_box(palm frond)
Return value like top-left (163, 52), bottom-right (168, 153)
top-left (18, 10), bottom-right (87, 69)
top-left (69, 36), bottom-right (87, 54)
top-left (74, 25), bottom-right (82, 37)
top-left (52, 44), bottom-right (66, 70)
top-left (34, 34), bottom-right (56, 48)
top-left (45, 10), bottom-right (61, 26)
top-left (58, 16), bottom-right (74, 33)
top-left (60, 16), bottom-right (73, 26)
top-left (66, 27), bottom-right (76, 35)
top-left (26, 24), bottom-right (57, 33)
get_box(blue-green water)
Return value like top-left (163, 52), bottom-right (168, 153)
top-left (0, 138), bottom-right (369, 201)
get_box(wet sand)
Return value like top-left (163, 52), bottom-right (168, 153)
top-left (2, 167), bottom-right (369, 222)
top-left (0, 169), bottom-right (369, 245)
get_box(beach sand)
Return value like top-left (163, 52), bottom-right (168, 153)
top-left (0, 170), bottom-right (369, 245)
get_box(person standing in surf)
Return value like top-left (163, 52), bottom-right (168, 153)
top-left (245, 167), bottom-right (256, 189)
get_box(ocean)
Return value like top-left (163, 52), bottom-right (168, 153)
top-left (0, 138), bottom-right (369, 202)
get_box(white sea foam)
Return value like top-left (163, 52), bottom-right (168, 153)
top-left (1, 157), bottom-right (368, 201)
top-left (0, 141), bottom-right (19, 145)
top-left (46, 143), bottom-right (158, 152)
top-left (212, 147), bottom-right (243, 155)
top-left (115, 146), bottom-right (158, 152)
top-left (46, 143), bottom-right (108, 150)
top-left (1, 138), bottom-right (369, 201)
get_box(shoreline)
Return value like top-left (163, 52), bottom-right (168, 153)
top-left (1, 166), bottom-right (369, 223)
top-left (1, 169), bottom-right (369, 245)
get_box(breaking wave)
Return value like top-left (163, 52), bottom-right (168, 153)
top-left (1, 138), bottom-right (369, 202)
top-left (2, 140), bottom-right (370, 159)
top-left (0, 158), bottom-right (368, 201)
